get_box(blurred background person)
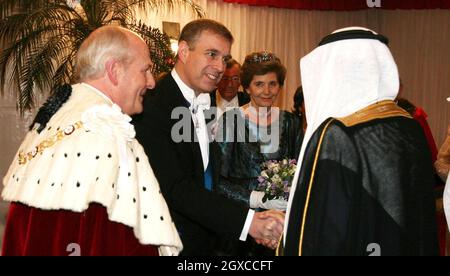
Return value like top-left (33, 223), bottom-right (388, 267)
top-left (211, 59), bottom-right (249, 119)
top-left (435, 125), bottom-right (450, 183)
top-left (438, 98), bottom-right (450, 252)
top-left (439, 125), bottom-right (450, 223)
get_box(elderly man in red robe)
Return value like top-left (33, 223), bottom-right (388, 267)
top-left (1, 26), bottom-right (182, 256)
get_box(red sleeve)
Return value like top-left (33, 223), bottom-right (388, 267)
top-left (2, 203), bottom-right (159, 256)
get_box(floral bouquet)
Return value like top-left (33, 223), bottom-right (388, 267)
top-left (256, 159), bottom-right (297, 202)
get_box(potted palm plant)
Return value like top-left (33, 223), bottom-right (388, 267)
top-left (0, 0), bottom-right (204, 113)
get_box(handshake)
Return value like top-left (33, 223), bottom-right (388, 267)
top-left (248, 191), bottom-right (288, 250)
top-left (249, 209), bottom-right (285, 250)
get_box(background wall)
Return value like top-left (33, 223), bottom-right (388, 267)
top-left (139, 0), bottom-right (450, 145)
top-left (0, 92), bottom-right (40, 250)
top-left (0, 0), bottom-right (449, 250)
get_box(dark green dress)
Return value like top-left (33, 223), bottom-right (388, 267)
top-left (215, 108), bottom-right (303, 255)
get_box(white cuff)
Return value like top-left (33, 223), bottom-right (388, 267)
top-left (239, 209), bottom-right (255, 241)
top-left (249, 191), bottom-right (259, 209)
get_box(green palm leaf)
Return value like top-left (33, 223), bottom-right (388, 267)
top-left (0, 0), bottom-right (204, 114)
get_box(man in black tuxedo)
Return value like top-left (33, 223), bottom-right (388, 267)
top-left (134, 19), bottom-right (284, 255)
top-left (210, 59), bottom-right (249, 119)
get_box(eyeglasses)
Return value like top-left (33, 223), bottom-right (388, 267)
top-left (221, 76), bottom-right (240, 82)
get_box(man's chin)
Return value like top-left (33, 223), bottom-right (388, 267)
top-left (200, 79), bottom-right (218, 92)
top-left (199, 85), bottom-right (217, 94)
top-left (130, 104), bottom-right (144, 115)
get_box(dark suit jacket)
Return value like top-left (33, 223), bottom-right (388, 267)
top-left (210, 90), bottom-right (250, 108)
top-left (133, 74), bottom-right (249, 255)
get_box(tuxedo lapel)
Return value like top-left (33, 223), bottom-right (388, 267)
top-left (210, 141), bottom-right (221, 190)
top-left (157, 74), bottom-right (190, 115)
top-left (160, 74), bottom-right (205, 173)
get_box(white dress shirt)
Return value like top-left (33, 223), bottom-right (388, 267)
top-left (216, 91), bottom-right (240, 119)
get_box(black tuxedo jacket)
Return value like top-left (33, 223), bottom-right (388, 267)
top-left (133, 74), bottom-right (249, 255)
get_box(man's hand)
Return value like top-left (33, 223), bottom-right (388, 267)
top-left (254, 238), bottom-right (279, 250)
top-left (248, 210), bottom-right (285, 249)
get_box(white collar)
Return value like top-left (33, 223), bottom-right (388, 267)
top-left (171, 69), bottom-right (196, 107)
top-left (80, 82), bottom-right (114, 105)
top-left (216, 91), bottom-right (239, 107)
top-left (171, 70), bottom-right (210, 170)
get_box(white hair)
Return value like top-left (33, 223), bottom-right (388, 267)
top-left (74, 26), bottom-right (136, 81)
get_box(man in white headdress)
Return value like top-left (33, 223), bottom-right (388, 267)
top-left (281, 27), bottom-right (439, 256)
top-left (1, 26), bottom-right (182, 256)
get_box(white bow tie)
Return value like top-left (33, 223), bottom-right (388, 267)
top-left (189, 93), bottom-right (211, 170)
top-left (191, 93), bottom-right (211, 114)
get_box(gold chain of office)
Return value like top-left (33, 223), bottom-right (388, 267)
top-left (18, 121), bottom-right (83, 165)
